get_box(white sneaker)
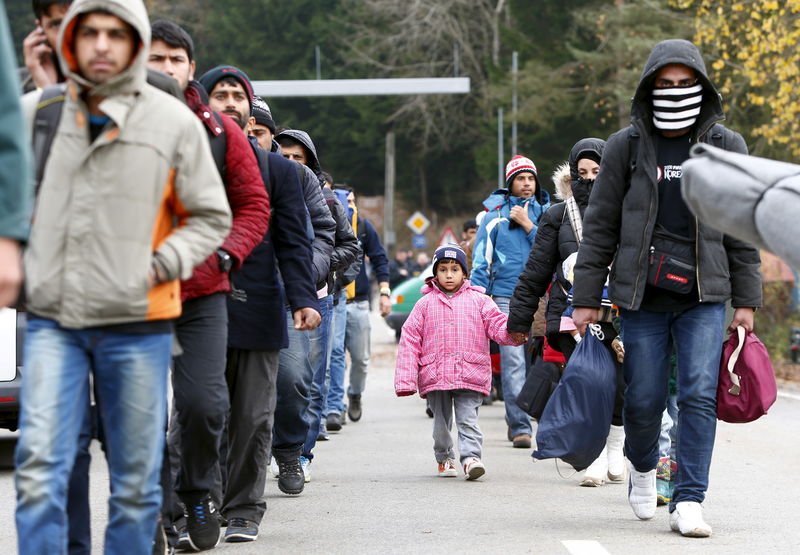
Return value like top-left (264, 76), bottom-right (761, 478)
top-left (299, 456), bottom-right (312, 483)
top-left (627, 461), bottom-right (657, 520)
top-left (670, 501), bottom-right (712, 537)
top-left (463, 458), bottom-right (485, 480)
top-left (269, 457), bottom-right (280, 479)
top-left (580, 447), bottom-right (608, 487)
top-left (606, 425), bottom-right (626, 482)
top-left (437, 458), bottom-right (457, 477)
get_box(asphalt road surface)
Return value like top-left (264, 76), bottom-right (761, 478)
top-left (1, 311), bottom-right (799, 554)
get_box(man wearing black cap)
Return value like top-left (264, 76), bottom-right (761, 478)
top-left (199, 63), bottom-right (322, 543)
top-left (147, 20), bottom-right (270, 550)
top-left (249, 96), bottom-right (278, 151)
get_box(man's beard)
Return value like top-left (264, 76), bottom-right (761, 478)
top-left (223, 109), bottom-right (247, 129)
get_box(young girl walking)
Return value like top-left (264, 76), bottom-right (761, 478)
top-left (394, 246), bottom-right (526, 479)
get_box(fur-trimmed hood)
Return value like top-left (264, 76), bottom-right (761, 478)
top-left (552, 162), bottom-right (572, 201)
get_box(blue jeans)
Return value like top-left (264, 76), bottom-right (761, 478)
top-left (620, 303), bottom-right (725, 509)
top-left (16, 317), bottom-right (171, 555)
top-left (325, 290), bottom-right (348, 416)
top-left (274, 310), bottom-right (313, 453)
top-left (303, 295), bottom-right (332, 459)
top-left (492, 297), bottom-right (532, 437)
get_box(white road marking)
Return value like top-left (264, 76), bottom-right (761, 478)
top-left (561, 540), bottom-right (611, 555)
top-left (778, 390), bottom-right (800, 402)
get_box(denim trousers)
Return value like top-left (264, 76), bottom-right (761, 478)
top-left (303, 295), bottom-right (332, 460)
top-left (326, 297), bottom-right (371, 415)
top-left (16, 317), bottom-right (171, 555)
top-left (492, 296), bottom-right (532, 437)
top-left (273, 310), bottom-right (313, 454)
top-left (325, 290), bottom-right (348, 416)
top-left (620, 303), bottom-right (725, 509)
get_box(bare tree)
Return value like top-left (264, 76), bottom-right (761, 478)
top-left (338, 0), bottom-right (500, 153)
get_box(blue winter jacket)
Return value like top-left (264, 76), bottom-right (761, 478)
top-left (471, 188), bottom-right (551, 297)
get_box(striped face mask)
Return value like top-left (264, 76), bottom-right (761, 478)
top-left (652, 83), bottom-right (703, 131)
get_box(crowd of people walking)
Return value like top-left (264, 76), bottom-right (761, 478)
top-left (0, 0), bottom-right (764, 552)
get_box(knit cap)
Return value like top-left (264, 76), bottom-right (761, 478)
top-left (198, 65), bottom-right (254, 111)
top-left (251, 97), bottom-right (276, 133)
top-left (432, 245), bottom-right (469, 276)
top-left (505, 155), bottom-right (538, 188)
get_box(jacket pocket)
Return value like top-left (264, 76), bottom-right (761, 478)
top-left (460, 351), bottom-right (491, 388)
top-left (419, 352), bottom-right (439, 388)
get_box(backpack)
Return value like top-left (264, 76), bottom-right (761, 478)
top-left (31, 84), bottom-right (67, 195)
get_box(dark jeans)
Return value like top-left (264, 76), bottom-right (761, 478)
top-left (273, 310), bottom-right (313, 457)
top-left (557, 323), bottom-right (625, 426)
top-left (619, 303), bottom-right (725, 509)
top-left (169, 294), bottom-right (229, 498)
top-left (221, 348), bottom-right (279, 523)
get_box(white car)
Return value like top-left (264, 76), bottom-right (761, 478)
top-left (0, 308), bottom-right (23, 431)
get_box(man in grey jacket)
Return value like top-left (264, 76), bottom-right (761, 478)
top-left (15, 1), bottom-right (231, 553)
top-left (571, 39), bottom-right (761, 538)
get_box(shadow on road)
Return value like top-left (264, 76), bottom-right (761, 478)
top-left (0, 437), bottom-right (17, 470)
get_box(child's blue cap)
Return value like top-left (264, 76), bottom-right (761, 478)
top-left (432, 245), bottom-right (468, 276)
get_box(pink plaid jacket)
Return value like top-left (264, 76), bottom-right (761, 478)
top-left (394, 279), bottom-right (522, 398)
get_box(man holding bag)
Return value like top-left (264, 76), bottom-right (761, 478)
top-left (571, 39), bottom-right (762, 538)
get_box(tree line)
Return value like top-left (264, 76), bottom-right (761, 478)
top-left (8, 0), bottom-right (796, 216)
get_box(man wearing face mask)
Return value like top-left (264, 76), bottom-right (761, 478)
top-left (571, 40), bottom-right (762, 537)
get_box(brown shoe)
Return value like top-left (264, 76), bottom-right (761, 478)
top-left (512, 433), bottom-right (532, 448)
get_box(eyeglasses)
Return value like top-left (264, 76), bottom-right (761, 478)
top-left (654, 77), bottom-right (699, 89)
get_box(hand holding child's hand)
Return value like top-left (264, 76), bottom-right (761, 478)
top-left (509, 332), bottom-right (528, 345)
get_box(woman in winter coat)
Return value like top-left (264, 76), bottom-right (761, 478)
top-left (508, 138), bottom-right (627, 487)
top-left (395, 246), bottom-right (525, 480)
top-left (471, 155), bottom-right (550, 448)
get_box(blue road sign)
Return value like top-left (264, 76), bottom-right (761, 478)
top-left (412, 233), bottom-right (427, 249)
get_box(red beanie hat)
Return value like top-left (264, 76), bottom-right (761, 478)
top-left (505, 155), bottom-right (538, 188)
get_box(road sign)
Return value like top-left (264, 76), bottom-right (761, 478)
top-left (406, 211), bottom-right (430, 234)
top-left (411, 233), bottom-right (427, 249)
top-left (437, 226), bottom-right (460, 248)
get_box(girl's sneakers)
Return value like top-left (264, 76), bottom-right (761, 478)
top-left (463, 458), bottom-right (486, 480)
top-left (437, 458), bottom-right (458, 477)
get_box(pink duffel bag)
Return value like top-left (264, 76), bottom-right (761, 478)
top-left (717, 326), bottom-right (778, 423)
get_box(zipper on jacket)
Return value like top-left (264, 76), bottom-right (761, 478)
top-left (631, 169), bottom-right (655, 309)
top-left (695, 216), bottom-right (703, 302)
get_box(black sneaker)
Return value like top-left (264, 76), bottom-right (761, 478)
top-left (276, 457), bottom-right (305, 494)
top-left (348, 394), bottom-right (362, 421)
top-left (340, 408), bottom-right (348, 425)
top-left (224, 518), bottom-right (258, 543)
top-left (326, 412), bottom-right (342, 431)
top-left (175, 526), bottom-right (190, 551)
top-left (152, 523), bottom-right (173, 555)
top-left (183, 492), bottom-right (221, 550)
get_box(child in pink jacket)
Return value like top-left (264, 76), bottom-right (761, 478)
top-left (394, 245), bottom-right (526, 480)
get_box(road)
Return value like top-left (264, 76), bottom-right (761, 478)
top-left (1, 310), bottom-right (799, 554)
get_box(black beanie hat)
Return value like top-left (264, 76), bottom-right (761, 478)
top-left (251, 97), bottom-right (276, 134)
top-left (198, 65), bottom-right (254, 111)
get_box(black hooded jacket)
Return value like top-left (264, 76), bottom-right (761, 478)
top-left (508, 138), bottom-right (605, 334)
top-left (572, 39), bottom-right (761, 311)
top-left (276, 129), bottom-right (361, 292)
